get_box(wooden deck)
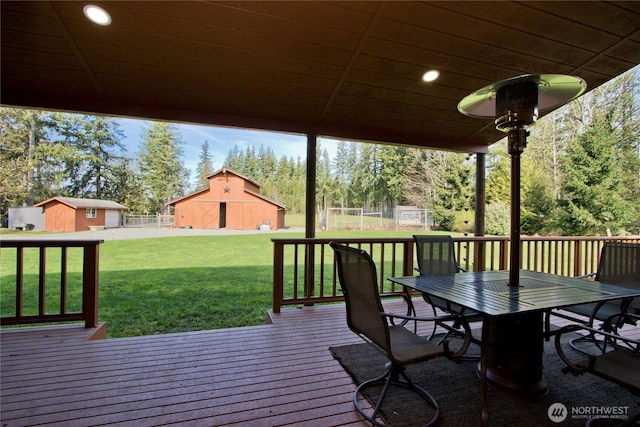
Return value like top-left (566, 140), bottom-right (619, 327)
top-left (1, 300), bottom-right (637, 427)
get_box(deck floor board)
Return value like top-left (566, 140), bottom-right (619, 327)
top-left (2, 299), bottom-right (637, 426)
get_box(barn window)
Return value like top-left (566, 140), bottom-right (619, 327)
top-left (86, 208), bottom-right (97, 219)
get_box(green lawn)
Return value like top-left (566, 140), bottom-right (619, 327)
top-left (0, 226), bottom-right (455, 338)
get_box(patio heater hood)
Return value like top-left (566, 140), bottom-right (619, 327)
top-left (458, 74), bottom-right (586, 287)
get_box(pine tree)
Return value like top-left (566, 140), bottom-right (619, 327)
top-left (0, 108), bottom-right (55, 212)
top-left (56, 115), bottom-right (126, 198)
top-left (196, 140), bottom-right (214, 189)
top-left (558, 115), bottom-right (631, 235)
top-left (138, 122), bottom-right (186, 214)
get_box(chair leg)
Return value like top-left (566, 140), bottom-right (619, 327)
top-left (479, 322), bottom-right (490, 427)
top-left (569, 328), bottom-right (608, 355)
top-left (353, 363), bottom-right (440, 427)
top-left (435, 321), bottom-right (481, 361)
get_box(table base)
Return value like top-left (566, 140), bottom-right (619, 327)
top-left (481, 312), bottom-right (548, 396)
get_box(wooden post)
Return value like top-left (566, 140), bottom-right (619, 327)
top-left (82, 243), bottom-right (100, 328)
top-left (304, 134), bottom-right (317, 304)
top-left (305, 134), bottom-right (317, 239)
top-left (272, 240), bottom-right (284, 313)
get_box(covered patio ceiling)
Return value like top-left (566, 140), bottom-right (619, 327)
top-left (2, 1), bottom-right (639, 154)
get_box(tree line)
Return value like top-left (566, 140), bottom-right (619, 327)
top-left (1, 68), bottom-right (638, 236)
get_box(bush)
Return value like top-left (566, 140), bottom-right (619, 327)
top-left (453, 210), bottom-right (474, 233)
top-left (485, 203), bottom-right (510, 236)
top-left (433, 207), bottom-right (455, 231)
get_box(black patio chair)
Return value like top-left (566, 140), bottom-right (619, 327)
top-left (413, 235), bottom-right (483, 357)
top-left (548, 242), bottom-right (640, 352)
top-left (330, 241), bottom-right (471, 427)
top-left (555, 313), bottom-right (640, 426)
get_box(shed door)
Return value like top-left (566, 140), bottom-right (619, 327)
top-left (105, 210), bottom-right (119, 227)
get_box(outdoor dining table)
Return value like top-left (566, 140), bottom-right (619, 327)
top-left (388, 269), bottom-right (640, 396)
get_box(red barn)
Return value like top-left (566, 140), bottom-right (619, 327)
top-left (167, 168), bottom-right (285, 230)
top-left (34, 197), bottom-right (127, 232)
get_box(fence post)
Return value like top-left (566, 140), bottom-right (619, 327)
top-left (573, 240), bottom-right (582, 277)
top-left (474, 240), bottom-right (486, 272)
top-left (304, 242), bottom-right (315, 305)
top-left (272, 240), bottom-right (284, 313)
top-left (403, 240), bottom-right (414, 276)
top-left (82, 243), bottom-right (100, 328)
top-left (500, 239), bottom-right (509, 270)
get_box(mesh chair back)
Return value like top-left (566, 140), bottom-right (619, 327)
top-left (596, 242), bottom-right (640, 310)
top-left (330, 242), bottom-right (389, 351)
top-left (414, 235), bottom-right (459, 276)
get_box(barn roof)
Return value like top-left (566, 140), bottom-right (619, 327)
top-left (34, 197), bottom-right (128, 210)
top-left (244, 189), bottom-right (286, 210)
top-left (207, 168), bottom-right (261, 189)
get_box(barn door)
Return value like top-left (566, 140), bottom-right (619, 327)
top-left (219, 203), bottom-right (226, 228)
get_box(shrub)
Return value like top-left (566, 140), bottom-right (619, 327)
top-left (485, 203), bottom-right (510, 236)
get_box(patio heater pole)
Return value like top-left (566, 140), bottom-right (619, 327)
top-left (507, 127), bottom-right (529, 287)
top-left (493, 80), bottom-right (539, 287)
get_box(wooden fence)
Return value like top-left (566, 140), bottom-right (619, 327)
top-left (3, 235), bottom-right (639, 326)
top-left (0, 240), bottom-right (103, 328)
top-left (271, 236), bottom-right (640, 313)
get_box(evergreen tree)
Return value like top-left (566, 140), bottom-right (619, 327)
top-left (56, 114), bottom-right (126, 198)
top-left (138, 122), bottom-right (186, 214)
top-left (431, 151), bottom-right (473, 230)
top-left (224, 145), bottom-right (244, 170)
top-left (104, 157), bottom-right (148, 214)
top-left (316, 145), bottom-right (333, 211)
top-left (196, 140), bottom-right (214, 188)
top-left (0, 108), bottom-right (56, 213)
top-left (485, 144), bottom-right (511, 206)
top-left (402, 148), bottom-right (438, 209)
top-left (378, 145), bottom-right (409, 212)
top-left (558, 115), bottom-right (631, 235)
top-left (332, 141), bottom-right (357, 207)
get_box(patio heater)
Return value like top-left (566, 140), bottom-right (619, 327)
top-left (458, 74), bottom-right (586, 287)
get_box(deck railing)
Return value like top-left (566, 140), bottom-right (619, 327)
top-left (0, 239), bottom-right (103, 328)
top-left (272, 235), bottom-right (640, 313)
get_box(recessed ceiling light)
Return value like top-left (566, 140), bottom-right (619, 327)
top-left (83, 5), bottom-right (111, 26)
top-left (422, 70), bottom-right (440, 82)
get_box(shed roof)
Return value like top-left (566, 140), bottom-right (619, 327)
top-left (34, 197), bottom-right (128, 210)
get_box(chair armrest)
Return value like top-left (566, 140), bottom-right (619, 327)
top-left (381, 312), bottom-right (472, 360)
top-left (603, 312), bottom-right (640, 334)
top-left (379, 291), bottom-right (417, 330)
top-left (554, 320), bottom-right (640, 375)
top-left (576, 271), bottom-right (596, 279)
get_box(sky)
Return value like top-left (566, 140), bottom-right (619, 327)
top-left (116, 118), bottom-right (339, 185)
